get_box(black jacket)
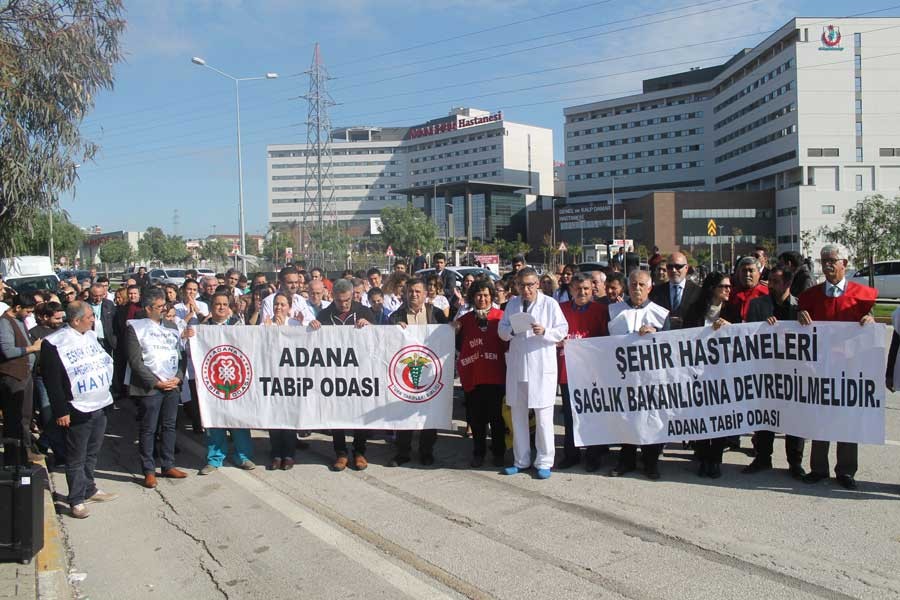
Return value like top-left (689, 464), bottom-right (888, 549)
top-left (789, 266), bottom-right (815, 298)
top-left (649, 280), bottom-right (701, 328)
top-left (316, 302), bottom-right (376, 327)
top-left (91, 299), bottom-right (117, 351)
top-left (745, 294), bottom-right (798, 323)
top-left (388, 304), bottom-right (448, 325)
top-left (124, 320), bottom-right (186, 397)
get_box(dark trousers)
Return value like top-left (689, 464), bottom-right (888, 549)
top-left (269, 430), bottom-right (296, 461)
top-left (137, 391), bottom-right (179, 474)
top-left (0, 375), bottom-right (33, 447)
top-left (694, 437), bottom-right (727, 464)
top-left (333, 430), bottom-right (367, 457)
top-left (617, 444), bottom-right (663, 470)
top-left (396, 429), bottom-right (437, 459)
top-left (466, 384), bottom-right (506, 458)
top-left (560, 384), bottom-right (608, 462)
top-left (65, 408), bottom-right (107, 505)
top-left (184, 381), bottom-right (203, 432)
top-left (755, 431), bottom-right (804, 466)
top-left (810, 440), bottom-right (857, 478)
top-left (112, 350), bottom-right (128, 398)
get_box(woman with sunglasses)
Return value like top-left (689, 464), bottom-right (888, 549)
top-left (681, 272), bottom-right (733, 478)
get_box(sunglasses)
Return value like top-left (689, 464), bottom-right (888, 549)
top-left (666, 263), bottom-right (687, 270)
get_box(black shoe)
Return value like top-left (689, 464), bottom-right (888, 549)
top-left (557, 455), bottom-right (580, 470)
top-left (470, 455), bottom-right (484, 468)
top-left (492, 454), bottom-right (506, 468)
top-left (802, 472), bottom-right (827, 484)
top-left (420, 454), bottom-right (435, 466)
top-left (788, 464), bottom-right (806, 480)
top-left (836, 475), bottom-right (857, 490)
top-left (697, 461), bottom-right (708, 477)
top-left (741, 459), bottom-right (772, 474)
top-left (707, 463), bottom-right (722, 479)
top-left (609, 464), bottom-right (634, 477)
top-left (388, 455), bottom-right (410, 468)
top-left (644, 466), bottom-right (661, 480)
top-left (584, 456), bottom-right (603, 473)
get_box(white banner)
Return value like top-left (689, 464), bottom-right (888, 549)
top-left (189, 325), bottom-right (454, 430)
top-left (566, 322), bottom-right (888, 446)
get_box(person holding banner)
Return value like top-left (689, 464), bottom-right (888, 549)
top-left (498, 267), bottom-right (568, 480)
top-left (41, 301), bottom-right (118, 518)
top-left (557, 273), bottom-right (609, 471)
top-left (264, 292), bottom-right (303, 470)
top-left (259, 266), bottom-right (313, 324)
top-left (308, 279), bottom-right (375, 472)
top-left (455, 278), bottom-right (507, 468)
top-left (388, 278), bottom-right (448, 466)
top-left (725, 256), bottom-right (768, 323)
top-left (887, 307), bottom-right (899, 393)
top-left (608, 270), bottom-right (669, 480)
top-left (649, 252), bottom-right (701, 330)
top-left (798, 244), bottom-right (878, 490)
top-left (682, 272), bottom-right (733, 478)
top-left (126, 288), bottom-right (188, 489)
top-left (743, 265), bottom-right (806, 479)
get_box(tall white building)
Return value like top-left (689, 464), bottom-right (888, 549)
top-left (267, 108), bottom-right (553, 240)
top-left (563, 17), bottom-right (900, 255)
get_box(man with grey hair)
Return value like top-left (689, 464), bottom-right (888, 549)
top-left (590, 270), bottom-right (607, 301)
top-left (608, 269), bottom-right (669, 480)
top-left (725, 255), bottom-right (768, 323)
top-left (41, 301), bottom-right (117, 518)
top-left (198, 275), bottom-right (219, 305)
top-left (88, 283), bottom-right (116, 355)
top-left (309, 278), bottom-right (375, 471)
top-left (797, 244), bottom-right (877, 490)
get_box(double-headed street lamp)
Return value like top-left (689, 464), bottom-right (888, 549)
top-left (191, 57), bottom-right (278, 272)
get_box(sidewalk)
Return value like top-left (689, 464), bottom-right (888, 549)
top-left (0, 456), bottom-right (72, 600)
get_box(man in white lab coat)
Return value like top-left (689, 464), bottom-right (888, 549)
top-left (498, 267), bottom-right (568, 479)
top-left (608, 270), bottom-right (669, 480)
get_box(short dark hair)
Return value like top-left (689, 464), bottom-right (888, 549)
top-left (310, 267), bottom-right (324, 276)
top-left (252, 272), bottom-right (266, 281)
top-left (768, 263), bottom-right (794, 283)
top-left (366, 267), bottom-right (381, 278)
top-left (466, 278), bottom-right (496, 305)
top-left (126, 284), bottom-right (141, 293)
top-left (96, 275), bottom-right (110, 284)
top-left (406, 277), bottom-right (426, 290)
top-left (185, 269), bottom-right (199, 279)
top-left (210, 291), bottom-right (232, 305)
top-left (512, 255), bottom-right (526, 265)
top-left (367, 287), bottom-right (384, 300)
top-left (278, 266), bottom-right (298, 281)
top-left (433, 252), bottom-right (446, 262)
top-left (142, 288), bottom-right (165, 308)
top-left (606, 272), bottom-right (626, 287)
top-left (225, 268), bottom-right (240, 278)
top-left (36, 301), bottom-right (63, 319)
top-left (778, 251), bottom-right (802, 268)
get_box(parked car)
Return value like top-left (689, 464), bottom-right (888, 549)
top-left (149, 267), bottom-right (188, 287)
top-left (414, 266), bottom-right (500, 287)
top-left (57, 269), bottom-right (93, 283)
top-left (574, 261), bottom-right (609, 274)
top-left (849, 260), bottom-right (900, 298)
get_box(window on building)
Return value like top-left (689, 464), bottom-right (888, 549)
top-left (821, 205), bottom-right (835, 214)
top-left (807, 148), bottom-right (823, 157)
top-left (854, 32), bottom-right (861, 46)
top-left (856, 122), bottom-right (863, 136)
top-left (856, 99), bottom-right (863, 114)
top-left (856, 147), bottom-right (864, 162)
top-left (823, 148), bottom-right (839, 157)
top-left (807, 169), bottom-right (815, 186)
top-left (855, 55), bottom-right (862, 69)
top-left (855, 77), bottom-right (862, 91)
top-left (855, 174), bottom-right (864, 191)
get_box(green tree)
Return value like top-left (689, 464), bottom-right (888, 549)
top-left (98, 239), bottom-right (132, 265)
top-left (494, 235), bottom-right (530, 261)
top-left (820, 194), bottom-right (900, 287)
top-left (200, 238), bottom-right (230, 264)
top-left (308, 223), bottom-right (351, 262)
top-left (379, 205), bottom-right (440, 258)
top-left (7, 209), bottom-right (83, 259)
top-left (136, 227), bottom-right (189, 264)
top-left (263, 229), bottom-right (293, 264)
top-left (0, 1), bottom-right (125, 254)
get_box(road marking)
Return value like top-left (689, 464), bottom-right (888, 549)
top-left (176, 435), bottom-right (460, 600)
top-left (886, 439), bottom-right (900, 446)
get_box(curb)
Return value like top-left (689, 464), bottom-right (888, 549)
top-left (34, 457), bottom-right (72, 600)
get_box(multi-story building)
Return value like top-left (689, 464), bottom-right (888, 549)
top-left (267, 107), bottom-right (553, 242)
top-left (563, 17), bottom-right (900, 256)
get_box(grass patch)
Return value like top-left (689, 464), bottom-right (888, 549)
top-left (874, 304), bottom-right (897, 319)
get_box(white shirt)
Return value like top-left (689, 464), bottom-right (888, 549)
top-left (429, 295), bottom-right (449, 311)
top-left (608, 300), bottom-right (669, 335)
top-left (260, 291), bottom-right (314, 323)
top-left (174, 300), bottom-right (209, 325)
top-left (825, 278), bottom-right (847, 298)
top-left (383, 294), bottom-right (404, 315)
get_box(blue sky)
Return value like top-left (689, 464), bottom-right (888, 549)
top-left (66, 0), bottom-right (894, 238)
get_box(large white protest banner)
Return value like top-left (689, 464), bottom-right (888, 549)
top-left (189, 325), bottom-right (454, 430)
top-left (566, 322), bottom-right (887, 446)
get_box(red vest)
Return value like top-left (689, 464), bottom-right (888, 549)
top-left (798, 281), bottom-right (877, 322)
top-left (728, 282), bottom-right (769, 322)
top-left (456, 307), bottom-right (507, 392)
top-left (558, 300), bottom-right (610, 384)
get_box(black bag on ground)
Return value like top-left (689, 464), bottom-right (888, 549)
top-left (0, 438), bottom-right (45, 563)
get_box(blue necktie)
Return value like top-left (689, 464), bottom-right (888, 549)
top-left (672, 285), bottom-right (682, 310)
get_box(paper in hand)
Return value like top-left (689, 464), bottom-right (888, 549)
top-left (509, 311), bottom-right (536, 334)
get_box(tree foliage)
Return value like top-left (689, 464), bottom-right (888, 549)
top-left (820, 195), bottom-right (900, 273)
top-left (494, 235), bottom-right (531, 261)
top-left (379, 205), bottom-right (440, 259)
top-left (0, 0), bottom-right (125, 254)
top-left (98, 238), bottom-right (131, 265)
top-left (200, 238), bottom-right (230, 263)
top-left (6, 208), bottom-right (83, 259)
top-left (308, 223), bottom-right (351, 261)
top-left (136, 227), bottom-right (190, 264)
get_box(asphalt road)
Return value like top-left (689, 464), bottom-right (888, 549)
top-left (51, 392), bottom-right (900, 600)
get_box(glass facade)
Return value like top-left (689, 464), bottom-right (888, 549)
top-left (490, 192), bottom-right (526, 240)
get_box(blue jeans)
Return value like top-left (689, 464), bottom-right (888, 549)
top-left (65, 408), bottom-right (107, 505)
top-left (137, 390), bottom-right (179, 474)
top-left (206, 428), bottom-right (253, 467)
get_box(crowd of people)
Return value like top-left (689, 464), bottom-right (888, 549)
top-left (0, 244), bottom-right (896, 520)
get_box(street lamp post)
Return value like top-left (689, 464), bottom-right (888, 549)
top-left (192, 57), bottom-right (278, 273)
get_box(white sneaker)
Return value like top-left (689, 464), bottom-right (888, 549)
top-left (87, 490), bottom-right (119, 503)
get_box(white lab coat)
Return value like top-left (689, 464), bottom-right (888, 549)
top-left (498, 292), bottom-right (568, 409)
top-left (608, 300), bottom-right (669, 335)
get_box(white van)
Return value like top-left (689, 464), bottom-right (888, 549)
top-left (849, 260), bottom-right (900, 299)
top-left (0, 256), bottom-right (60, 294)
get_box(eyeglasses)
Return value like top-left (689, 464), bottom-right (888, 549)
top-left (666, 263), bottom-right (687, 270)
top-left (521, 281), bottom-right (539, 288)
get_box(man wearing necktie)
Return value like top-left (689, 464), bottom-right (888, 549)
top-left (797, 244), bottom-right (877, 490)
top-left (650, 252), bottom-right (700, 330)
